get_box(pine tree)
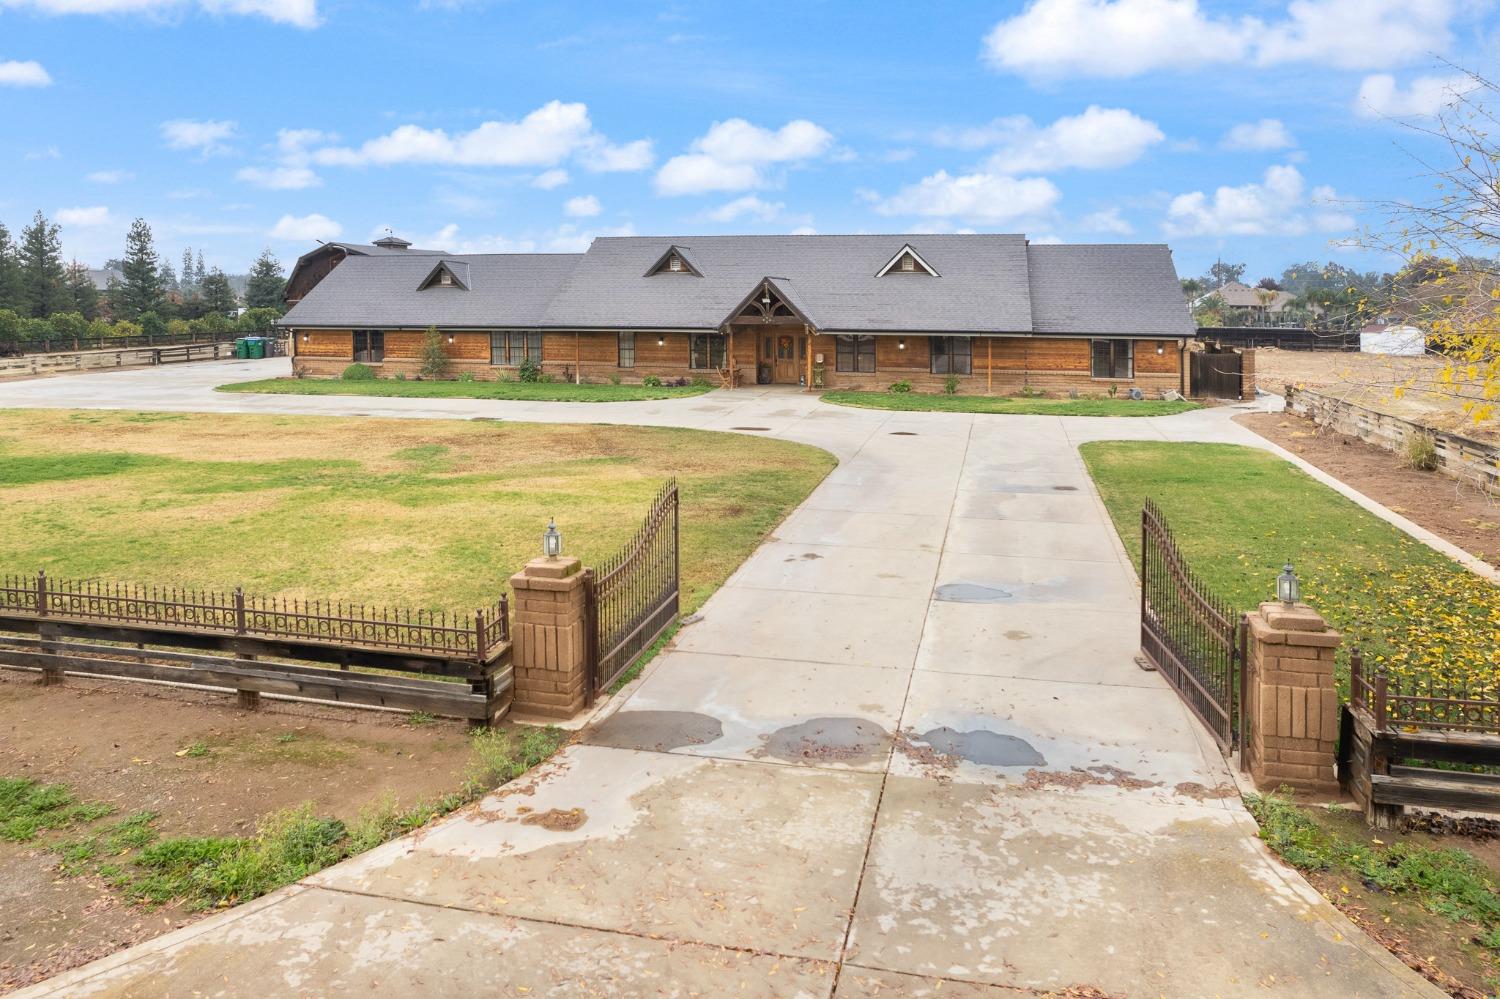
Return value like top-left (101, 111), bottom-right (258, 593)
top-left (0, 222), bottom-right (22, 313)
top-left (200, 268), bottom-right (236, 315)
top-left (115, 217), bottom-right (164, 321)
top-left (160, 260), bottom-right (178, 294)
top-left (65, 261), bottom-right (100, 320)
top-left (244, 248), bottom-right (286, 311)
top-left (194, 251), bottom-right (206, 289)
top-left (19, 211), bottom-right (67, 318)
top-left (181, 248), bottom-right (196, 295)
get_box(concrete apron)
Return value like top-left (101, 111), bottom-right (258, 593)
top-left (8, 370), bottom-right (1437, 998)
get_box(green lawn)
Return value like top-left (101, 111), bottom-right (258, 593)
top-left (822, 390), bottom-right (1198, 416)
top-left (0, 410), bottom-right (834, 614)
top-left (219, 377), bottom-right (714, 402)
top-left (1080, 441), bottom-right (1497, 690)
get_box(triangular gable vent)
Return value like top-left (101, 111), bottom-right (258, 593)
top-left (418, 260), bottom-right (469, 291)
top-left (645, 245), bottom-right (702, 277)
top-left (876, 244), bottom-right (939, 277)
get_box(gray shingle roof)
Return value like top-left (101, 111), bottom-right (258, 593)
top-left (281, 234), bottom-right (1193, 337)
top-left (541, 235), bottom-right (1034, 332)
top-left (281, 253), bottom-right (581, 328)
top-left (1026, 243), bottom-right (1195, 339)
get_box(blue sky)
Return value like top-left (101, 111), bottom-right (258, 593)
top-left (2, 0), bottom-right (1496, 281)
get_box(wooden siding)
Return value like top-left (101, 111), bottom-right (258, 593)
top-left (297, 330), bottom-right (352, 359)
top-left (383, 331), bottom-right (490, 361)
top-left (1134, 340), bottom-right (1179, 374)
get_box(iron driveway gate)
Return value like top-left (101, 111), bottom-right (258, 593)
top-left (584, 480), bottom-right (680, 699)
top-left (1140, 499), bottom-right (1247, 753)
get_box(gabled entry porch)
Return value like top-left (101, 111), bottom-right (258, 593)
top-left (722, 278), bottom-right (818, 389)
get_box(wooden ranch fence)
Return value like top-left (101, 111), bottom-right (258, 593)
top-left (585, 479), bottom-right (680, 698)
top-left (1140, 499), bottom-right (1248, 754)
top-left (1340, 649), bottom-right (1500, 826)
top-left (0, 572), bottom-right (513, 724)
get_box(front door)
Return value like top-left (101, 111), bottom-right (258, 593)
top-left (767, 332), bottom-right (801, 384)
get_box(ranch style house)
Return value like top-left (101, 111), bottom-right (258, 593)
top-left (279, 234), bottom-right (1197, 395)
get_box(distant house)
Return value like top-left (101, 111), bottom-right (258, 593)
top-left (280, 234), bottom-right (1197, 395)
top-left (1193, 280), bottom-right (1318, 327)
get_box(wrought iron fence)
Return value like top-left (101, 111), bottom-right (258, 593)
top-left (1350, 648), bottom-right (1500, 735)
top-left (585, 480), bottom-right (680, 696)
top-left (1140, 499), bottom-right (1246, 751)
top-left (0, 571), bottom-right (508, 663)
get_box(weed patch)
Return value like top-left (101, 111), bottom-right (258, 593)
top-left (0, 778), bottom-right (113, 842)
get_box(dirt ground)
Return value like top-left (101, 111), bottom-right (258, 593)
top-left (0, 669), bottom-right (476, 993)
top-left (1252, 348), bottom-right (1499, 441)
top-left (1236, 410), bottom-right (1499, 567)
top-left (1303, 805), bottom-right (1500, 998)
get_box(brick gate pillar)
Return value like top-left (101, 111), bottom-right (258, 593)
top-left (508, 556), bottom-right (589, 719)
top-left (1244, 601), bottom-right (1341, 793)
top-left (1239, 347), bottom-right (1256, 401)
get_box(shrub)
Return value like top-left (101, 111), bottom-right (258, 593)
top-left (48, 312), bottom-right (88, 341)
top-left (538, 372), bottom-right (554, 383)
top-left (341, 363), bottom-right (376, 381)
top-left (609, 373), bottom-right (622, 385)
top-left (517, 355), bottom-right (543, 383)
top-left (1107, 384), bottom-right (1119, 398)
top-left (888, 380), bottom-right (913, 394)
top-left (1405, 433), bottom-right (1439, 472)
top-left (456, 371), bottom-right (476, 383)
top-left (943, 375), bottom-right (959, 395)
top-left (393, 372), bottom-right (406, 381)
top-left (0, 309), bottom-right (20, 343)
top-left (691, 375), bottom-right (711, 388)
top-left (418, 326), bottom-right (451, 380)
top-left (642, 374), bottom-right (663, 387)
top-left (138, 312), bottom-right (167, 339)
top-left (20, 317), bottom-right (53, 342)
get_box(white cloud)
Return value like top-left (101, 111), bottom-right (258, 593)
top-left (1220, 118), bottom-right (1295, 151)
top-left (939, 106), bottom-right (1163, 172)
top-left (655, 118), bottom-right (833, 195)
top-left (1080, 207), bottom-right (1134, 234)
top-left (312, 101), bottom-right (648, 173)
top-left (531, 169), bottom-right (569, 189)
top-left (983, 0), bottom-right (1460, 79)
top-left (874, 170), bottom-right (1061, 225)
top-left (0, 59), bottom-right (51, 87)
top-left (269, 212), bottom-right (341, 241)
top-left (0, 0), bottom-right (318, 27)
top-left (1354, 73), bottom-right (1469, 118)
top-left (1164, 164), bottom-right (1354, 237)
top-left (85, 169), bottom-right (133, 184)
top-left (578, 138), bottom-right (654, 172)
top-left (161, 118), bottom-right (237, 155)
top-left (57, 205), bottom-right (110, 226)
top-left (706, 195), bottom-right (785, 223)
top-left (236, 165), bottom-right (321, 189)
top-left (563, 194), bottom-right (601, 217)
top-left (546, 222), bottom-right (636, 253)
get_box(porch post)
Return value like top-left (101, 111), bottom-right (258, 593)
top-left (804, 324), bottom-right (813, 391)
top-left (726, 323), bottom-right (735, 389)
top-left (987, 337), bottom-right (993, 394)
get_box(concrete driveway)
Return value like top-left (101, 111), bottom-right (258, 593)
top-left (4, 361), bottom-right (1436, 997)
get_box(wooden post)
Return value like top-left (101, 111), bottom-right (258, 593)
top-left (987, 337), bottom-right (993, 394)
top-left (233, 587), bottom-right (246, 635)
top-left (726, 325), bottom-right (735, 388)
top-left (35, 569), bottom-right (47, 617)
top-left (574, 332), bottom-right (581, 385)
top-left (804, 325), bottom-right (813, 391)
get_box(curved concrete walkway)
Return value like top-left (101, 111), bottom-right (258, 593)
top-left (5, 361), bottom-right (1439, 997)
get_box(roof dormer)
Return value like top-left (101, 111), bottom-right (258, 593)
top-left (645, 245), bottom-right (702, 277)
top-left (418, 260), bottom-right (470, 291)
top-left (876, 243), bottom-right (939, 277)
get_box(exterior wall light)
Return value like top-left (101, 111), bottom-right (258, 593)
top-left (1156, 343), bottom-right (1165, 355)
top-left (447, 334), bottom-right (454, 344)
top-left (543, 518), bottom-right (563, 559)
top-left (1276, 563), bottom-right (1300, 606)
top-left (301, 333), bottom-right (308, 342)
top-left (898, 338), bottom-right (906, 350)
top-left (657, 334), bottom-right (665, 347)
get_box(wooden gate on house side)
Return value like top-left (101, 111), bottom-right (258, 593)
top-left (1140, 499), bottom-right (1247, 753)
top-left (584, 479), bottom-right (680, 699)
top-left (1191, 350), bottom-right (1245, 400)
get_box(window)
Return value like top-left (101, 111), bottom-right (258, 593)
top-left (490, 330), bottom-right (543, 366)
top-left (929, 336), bottom-right (971, 375)
top-left (836, 335), bottom-right (876, 373)
top-left (689, 333), bottom-right (726, 369)
top-left (1091, 339), bottom-right (1134, 379)
top-left (618, 332), bottom-right (635, 368)
top-left (353, 329), bottom-right (384, 363)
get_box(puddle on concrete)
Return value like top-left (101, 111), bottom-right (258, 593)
top-left (969, 482), bottom-right (1084, 494)
top-left (757, 716), bottom-right (888, 764)
top-left (918, 726), bottom-right (1046, 767)
top-left (519, 807), bottom-right (588, 831)
top-left (730, 426), bottom-right (771, 431)
top-left (934, 582), bottom-right (1012, 603)
top-left (889, 431), bottom-right (918, 436)
top-left (783, 552), bottom-right (824, 562)
top-left (584, 710), bottom-right (723, 752)
top-left (1052, 485), bottom-right (1079, 491)
top-left (1003, 629), bottom-right (1031, 640)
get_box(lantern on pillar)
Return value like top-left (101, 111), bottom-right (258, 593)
top-left (1276, 563), bottom-right (1300, 606)
top-left (543, 518), bottom-right (563, 559)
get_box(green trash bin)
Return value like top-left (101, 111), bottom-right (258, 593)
top-left (234, 338), bottom-right (249, 359)
top-left (247, 338), bottom-right (266, 360)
